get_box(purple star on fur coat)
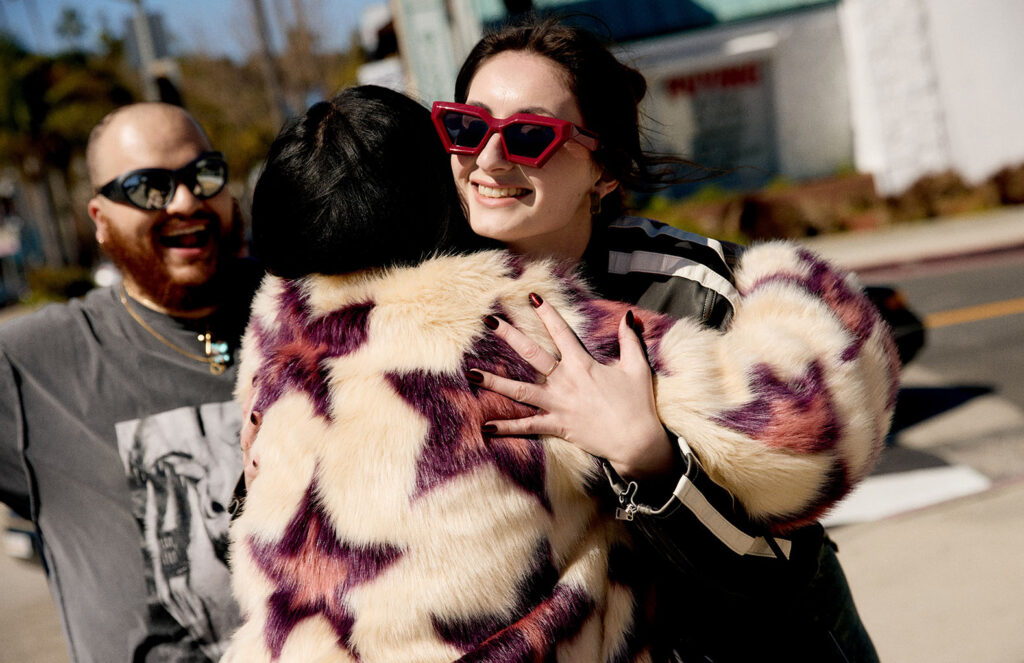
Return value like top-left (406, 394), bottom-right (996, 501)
top-left (252, 281), bottom-right (373, 420)
top-left (248, 478), bottom-right (403, 659)
top-left (387, 328), bottom-right (555, 508)
top-left (387, 369), bottom-right (551, 510)
top-left (431, 540), bottom-right (595, 659)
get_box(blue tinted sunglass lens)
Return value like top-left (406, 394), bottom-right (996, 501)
top-left (503, 123), bottom-right (557, 159)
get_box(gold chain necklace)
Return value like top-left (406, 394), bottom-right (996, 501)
top-left (118, 284), bottom-right (230, 375)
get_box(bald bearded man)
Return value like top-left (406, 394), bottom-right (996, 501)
top-left (0, 103), bottom-right (261, 662)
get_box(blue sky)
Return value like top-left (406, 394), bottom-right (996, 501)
top-left (0, 0), bottom-right (383, 59)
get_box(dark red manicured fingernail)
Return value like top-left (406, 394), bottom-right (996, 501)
top-left (529, 292), bottom-right (543, 307)
top-left (483, 315), bottom-right (500, 330)
top-left (466, 369), bottom-right (484, 384)
top-left (482, 424), bottom-right (498, 434)
top-left (627, 309), bottom-right (644, 334)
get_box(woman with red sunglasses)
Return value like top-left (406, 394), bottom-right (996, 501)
top-left (225, 82), bottom-right (892, 661)
top-left (438, 16), bottom-right (890, 663)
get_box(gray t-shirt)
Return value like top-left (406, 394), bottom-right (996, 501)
top-left (0, 277), bottom-right (257, 662)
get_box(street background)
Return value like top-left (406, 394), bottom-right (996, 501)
top-left (2, 207), bottom-right (1024, 662)
top-left (3, 1), bottom-right (1024, 661)
top-left (807, 207), bottom-right (1024, 663)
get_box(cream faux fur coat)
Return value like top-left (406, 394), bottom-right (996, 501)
top-left (224, 244), bottom-right (898, 662)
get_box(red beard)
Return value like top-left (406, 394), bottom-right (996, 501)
top-left (102, 208), bottom-right (242, 312)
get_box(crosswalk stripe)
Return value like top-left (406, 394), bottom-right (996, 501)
top-left (823, 464), bottom-right (992, 528)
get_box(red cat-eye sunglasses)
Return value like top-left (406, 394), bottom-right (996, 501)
top-left (431, 102), bottom-right (600, 168)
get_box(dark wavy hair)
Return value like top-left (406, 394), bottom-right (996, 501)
top-left (252, 85), bottom-right (491, 278)
top-left (455, 15), bottom-right (706, 224)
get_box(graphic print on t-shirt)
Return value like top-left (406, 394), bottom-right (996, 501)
top-left (115, 401), bottom-right (242, 660)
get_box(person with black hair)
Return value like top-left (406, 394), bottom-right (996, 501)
top-left (225, 84), bottom-right (895, 661)
top-left (434, 15), bottom-right (892, 662)
top-left (249, 87), bottom-right (485, 279)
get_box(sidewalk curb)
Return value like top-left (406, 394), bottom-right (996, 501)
top-left (829, 472), bottom-right (1024, 534)
top-left (798, 206), bottom-right (1024, 273)
top-left (852, 241), bottom-right (1024, 279)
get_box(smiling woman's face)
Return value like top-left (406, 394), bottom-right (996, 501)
top-left (452, 50), bottom-right (617, 260)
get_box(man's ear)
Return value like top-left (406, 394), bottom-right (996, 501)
top-left (88, 197), bottom-right (108, 245)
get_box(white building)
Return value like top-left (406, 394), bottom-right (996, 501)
top-left (389, 0), bottom-right (1024, 195)
top-left (841, 0), bottom-right (1024, 194)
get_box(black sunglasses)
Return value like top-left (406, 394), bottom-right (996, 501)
top-left (96, 152), bottom-right (229, 211)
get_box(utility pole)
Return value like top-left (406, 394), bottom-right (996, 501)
top-left (127, 0), bottom-right (160, 101)
top-left (447, 0), bottom-right (483, 64)
top-left (248, 0), bottom-right (289, 130)
top-left (390, 0), bottom-right (459, 103)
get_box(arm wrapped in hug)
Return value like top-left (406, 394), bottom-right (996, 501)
top-left (606, 241), bottom-right (899, 535)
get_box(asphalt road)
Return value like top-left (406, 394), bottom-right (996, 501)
top-left (861, 246), bottom-right (1024, 410)
top-left (852, 247), bottom-right (1024, 490)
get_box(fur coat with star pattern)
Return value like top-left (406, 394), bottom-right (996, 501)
top-left (222, 243), bottom-right (898, 662)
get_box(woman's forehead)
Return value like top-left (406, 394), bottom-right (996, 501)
top-left (466, 51), bottom-right (583, 124)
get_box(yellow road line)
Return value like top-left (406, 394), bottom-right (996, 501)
top-left (924, 296), bottom-right (1024, 328)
